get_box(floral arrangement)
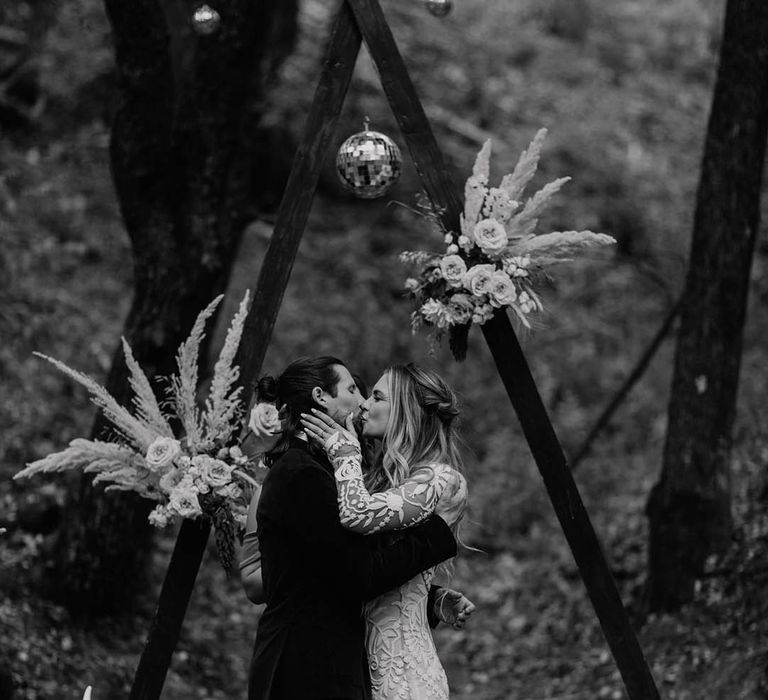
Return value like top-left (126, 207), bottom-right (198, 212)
top-left (15, 292), bottom-right (264, 569)
top-left (247, 401), bottom-right (283, 456)
top-left (400, 129), bottom-right (616, 359)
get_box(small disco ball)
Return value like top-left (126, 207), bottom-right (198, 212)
top-left (192, 3), bottom-right (221, 35)
top-left (336, 127), bottom-right (402, 199)
top-left (425, 0), bottom-right (453, 17)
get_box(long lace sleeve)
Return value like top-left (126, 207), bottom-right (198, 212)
top-left (327, 434), bottom-right (465, 535)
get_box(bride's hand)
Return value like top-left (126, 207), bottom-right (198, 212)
top-left (434, 587), bottom-right (476, 630)
top-left (300, 409), bottom-right (361, 459)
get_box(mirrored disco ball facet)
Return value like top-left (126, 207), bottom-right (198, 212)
top-left (336, 130), bottom-right (402, 199)
top-left (192, 4), bottom-right (221, 35)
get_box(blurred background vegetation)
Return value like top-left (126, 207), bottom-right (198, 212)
top-left (2, 0), bottom-right (768, 698)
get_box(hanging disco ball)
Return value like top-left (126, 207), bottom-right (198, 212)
top-left (336, 124), bottom-right (402, 199)
top-left (425, 0), bottom-right (453, 18)
top-left (192, 4), bottom-right (221, 35)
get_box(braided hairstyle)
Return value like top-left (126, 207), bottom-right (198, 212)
top-left (366, 362), bottom-right (464, 493)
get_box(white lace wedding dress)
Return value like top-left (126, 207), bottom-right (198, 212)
top-left (329, 438), bottom-right (468, 700)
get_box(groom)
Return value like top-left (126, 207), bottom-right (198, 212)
top-left (246, 356), bottom-right (458, 700)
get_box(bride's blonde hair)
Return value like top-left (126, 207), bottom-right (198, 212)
top-left (366, 363), bottom-right (464, 493)
top-left (366, 363), bottom-right (466, 581)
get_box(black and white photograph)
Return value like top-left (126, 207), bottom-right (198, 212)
top-left (1, 0), bottom-right (767, 698)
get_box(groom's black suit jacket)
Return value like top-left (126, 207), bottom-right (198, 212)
top-left (248, 437), bottom-right (457, 700)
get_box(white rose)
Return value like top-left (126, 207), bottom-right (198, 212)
top-left (192, 454), bottom-right (234, 489)
top-left (145, 437), bottom-right (182, 471)
top-left (473, 218), bottom-right (508, 255)
top-left (461, 263), bottom-right (496, 297)
top-left (488, 271), bottom-right (517, 307)
top-left (447, 293), bottom-right (474, 325)
top-left (168, 488), bottom-right (202, 518)
top-left (248, 402), bottom-right (282, 438)
top-left (439, 255), bottom-right (468, 287)
top-left (404, 277), bottom-right (420, 292)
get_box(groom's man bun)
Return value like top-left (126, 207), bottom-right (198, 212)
top-left (261, 356), bottom-right (345, 436)
top-left (253, 357), bottom-right (346, 464)
top-left (256, 375), bottom-right (279, 403)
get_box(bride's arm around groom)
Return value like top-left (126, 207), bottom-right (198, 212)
top-left (247, 434), bottom-right (457, 700)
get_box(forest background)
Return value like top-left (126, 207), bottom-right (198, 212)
top-left (2, 0), bottom-right (768, 698)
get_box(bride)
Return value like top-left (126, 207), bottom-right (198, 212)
top-left (301, 362), bottom-right (468, 700)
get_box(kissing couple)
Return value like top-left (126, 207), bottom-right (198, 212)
top-left (239, 356), bottom-right (474, 700)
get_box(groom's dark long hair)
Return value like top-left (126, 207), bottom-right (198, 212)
top-left (255, 355), bottom-right (345, 463)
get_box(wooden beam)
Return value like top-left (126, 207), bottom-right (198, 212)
top-left (345, 0), bottom-right (660, 697)
top-left (481, 313), bottom-right (659, 699)
top-left (235, 1), bottom-right (363, 402)
top-left (128, 520), bottom-right (210, 700)
top-left (345, 0), bottom-right (463, 228)
top-left (129, 5), bottom-right (361, 698)
top-left (344, 0), bottom-right (473, 373)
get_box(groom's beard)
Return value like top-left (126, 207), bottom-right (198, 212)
top-left (327, 407), bottom-right (348, 425)
top-left (328, 406), bottom-right (364, 432)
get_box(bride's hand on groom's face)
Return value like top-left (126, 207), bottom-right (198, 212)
top-left (300, 409), bottom-right (361, 457)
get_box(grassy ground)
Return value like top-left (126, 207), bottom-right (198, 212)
top-left (3, 0), bottom-right (768, 697)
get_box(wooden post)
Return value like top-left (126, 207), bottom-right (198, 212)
top-left (128, 519), bottom-right (210, 700)
top-left (345, 0), bottom-right (660, 696)
top-left (128, 5), bottom-right (361, 698)
top-left (234, 2), bottom-right (363, 401)
top-left (482, 313), bottom-right (659, 699)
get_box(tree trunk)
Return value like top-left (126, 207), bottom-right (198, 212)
top-left (645, 0), bottom-right (768, 613)
top-left (51, 0), bottom-right (299, 615)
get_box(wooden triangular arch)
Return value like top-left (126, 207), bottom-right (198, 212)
top-left (129, 2), bottom-right (661, 699)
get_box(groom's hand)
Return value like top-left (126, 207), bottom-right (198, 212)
top-left (434, 587), bottom-right (476, 630)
